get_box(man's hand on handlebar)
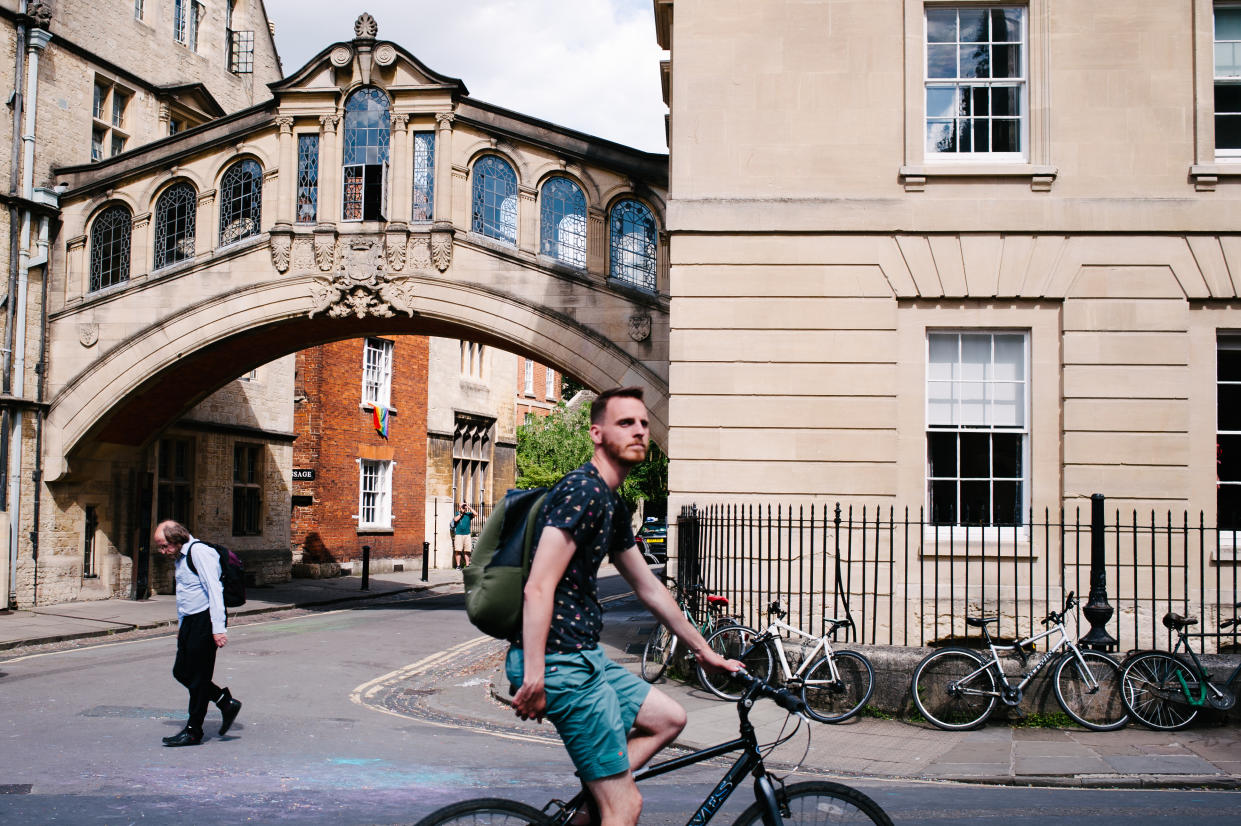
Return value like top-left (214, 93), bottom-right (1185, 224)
top-left (694, 646), bottom-right (744, 675)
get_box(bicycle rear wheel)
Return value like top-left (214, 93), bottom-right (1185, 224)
top-left (733, 780), bottom-right (893, 826)
top-left (697, 625), bottom-right (773, 700)
top-left (413, 798), bottom-right (544, 826)
top-left (801, 650), bottom-right (875, 723)
top-left (640, 622), bottom-right (676, 682)
top-left (1120, 651), bottom-right (1201, 730)
top-left (1053, 649), bottom-right (1128, 731)
top-left (910, 647), bottom-right (997, 730)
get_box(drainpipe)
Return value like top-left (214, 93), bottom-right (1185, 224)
top-left (7, 24), bottom-right (51, 608)
top-left (27, 206), bottom-right (50, 605)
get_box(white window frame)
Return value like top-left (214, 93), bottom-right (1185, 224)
top-left (362, 338), bottom-right (393, 409)
top-left (545, 366), bottom-right (556, 400)
top-left (357, 458), bottom-right (393, 529)
top-left (1216, 3), bottom-right (1241, 159)
top-left (524, 359), bottom-right (534, 396)
top-left (1217, 335), bottom-right (1241, 545)
top-left (925, 330), bottom-right (1030, 536)
top-left (173, 0), bottom-right (187, 44)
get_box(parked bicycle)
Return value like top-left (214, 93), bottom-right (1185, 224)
top-left (910, 592), bottom-right (1128, 731)
top-left (641, 578), bottom-right (735, 682)
top-left (697, 601), bottom-right (875, 724)
top-left (413, 670), bottom-right (893, 826)
top-left (1119, 606), bottom-right (1241, 730)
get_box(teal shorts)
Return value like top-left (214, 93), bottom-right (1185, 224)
top-left (506, 646), bottom-right (651, 781)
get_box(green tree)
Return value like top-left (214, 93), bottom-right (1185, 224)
top-left (516, 402), bottom-right (668, 509)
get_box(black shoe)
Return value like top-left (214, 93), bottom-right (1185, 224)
top-left (217, 688), bottom-right (242, 736)
top-left (163, 727), bottom-right (203, 747)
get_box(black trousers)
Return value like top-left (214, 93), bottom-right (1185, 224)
top-left (172, 610), bottom-right (221, 732)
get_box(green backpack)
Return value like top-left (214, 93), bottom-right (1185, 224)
top-left (463, 487), bottom-right (549, 640)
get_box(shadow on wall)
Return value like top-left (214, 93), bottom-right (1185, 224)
top-left (301, 531), bottom-right (336, 563)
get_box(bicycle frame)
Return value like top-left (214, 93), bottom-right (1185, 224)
top-left (758, 617), bottom-right (841, 685)
top-left (1163, 631), bottom-right (1241, 706)
top-left (964, 622), bottom-right (1101, 699)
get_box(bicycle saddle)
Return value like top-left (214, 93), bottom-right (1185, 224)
top-left (707, 595), bottom-right (729, 606)
top-left (1162, 612), bottom-right (1198, 630)
top-left (965, 616), bottom-right (1000, 627)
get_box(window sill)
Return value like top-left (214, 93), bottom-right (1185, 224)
top-left (360, 403), bottom-right (398, 415)
top-left (357, 527), bottom-right (394, 535)
top-left (1190, 163), bottom-right (1241, 192)
top-left (899, 164), bottom-right (1058, 192)
top-left (919, 525), bottom-right (1035, 557)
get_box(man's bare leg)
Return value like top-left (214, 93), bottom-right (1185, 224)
top-left (626, 686), bottom-right (687, 770)
top-left (585, 772), bottom-right (642, 826)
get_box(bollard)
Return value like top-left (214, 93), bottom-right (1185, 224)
top-left (361, 545), bottom-right (370, 591)
top-left (1080, 493), bottom-right (1117, 651)
top-left (421, 541), bottom-right (430, 582)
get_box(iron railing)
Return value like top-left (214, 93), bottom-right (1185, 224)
top-left (676, 499), bottom-right (1241, 654)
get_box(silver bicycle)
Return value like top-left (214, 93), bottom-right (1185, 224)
top-left (698, 601), bottom-right (875, 723)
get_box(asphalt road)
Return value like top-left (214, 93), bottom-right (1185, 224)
top-left (0, 582), bottom-right (1238, 825)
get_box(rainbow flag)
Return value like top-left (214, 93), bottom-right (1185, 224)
top-left (372, 404), bottom-right (390, 438)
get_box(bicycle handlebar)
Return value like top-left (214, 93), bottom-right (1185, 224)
top-left (733, 669), bottom-right (807, 716)
top-left (1041, 591), bottom-right (1076, 627)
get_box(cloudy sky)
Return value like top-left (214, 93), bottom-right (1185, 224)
top-left (262, 0), bottom-right (668, 153)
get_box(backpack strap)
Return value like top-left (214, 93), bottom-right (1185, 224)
top-left (519, 491), bottom-right (549, 581)
top-left (183, 540), bottom-right (213, 582)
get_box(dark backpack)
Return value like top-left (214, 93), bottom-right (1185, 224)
top-left (185, 540), bottom-right (247, 608)
top-left (462, 487), bottom-right (548, 640)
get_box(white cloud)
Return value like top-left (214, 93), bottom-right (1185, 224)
top-left (263, 0), bottom-right (667, 152)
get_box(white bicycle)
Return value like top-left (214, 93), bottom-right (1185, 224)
top-left (697, 601), bottom-right (875, 723)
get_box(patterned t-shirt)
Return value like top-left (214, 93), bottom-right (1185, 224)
top-left (521, 461), bottom-right (636, 654)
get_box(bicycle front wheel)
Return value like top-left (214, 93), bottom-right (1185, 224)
top-left (801, 650), bottom-right (875, 723)
top-left (1053, 649), bottom-right (1128, 731)
top-left (1121, 651), bottom-right (1201, 730)
top-left (697, 625), bottom-right (773, 700)
top-left (640, 622), bottom-right (676, 682)
top-left (733, 780), bottom-right (893, 826)
top-left (413, 798), bottom-right (544, 826)
top-left (910, 647), bottom-right (997, 730)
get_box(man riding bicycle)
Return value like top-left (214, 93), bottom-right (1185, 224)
top-left (508, 387), bottom-right (741, 826)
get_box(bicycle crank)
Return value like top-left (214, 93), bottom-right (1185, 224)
top-left (1206, 685), bottom-right (1236, 711)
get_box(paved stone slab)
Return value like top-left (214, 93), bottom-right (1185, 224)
top-left (1012, 754), bottom-right (1110, 775)
top-left (1013, 739), bottom-right (1098, 757)
top-left (1103, 755), bottom-right (1223, 775)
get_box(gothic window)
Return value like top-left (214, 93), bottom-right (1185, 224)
top-left (296, 134), bottom-right (319, 224)
top-left (154, 182), bottom-right (197, 270)
top-left (609, 199), bottom-right (657, 291)
top-left (219, 158), bottom-right (262, 246)
top-left (89, 205), bottom-right (131, 292)
top-left (471, 155), bottom-right (517, 244)
top-left (453, 415), bottom-right (493, 507)
top-left (411, 132), bottom-right (435, 222)
top-left (342, 87), bottom-right (390, 221)
top-left (540, 176), bottom-right (587, 268)
top-left (157, 436), bottom-right (194, 527)
top-left (232, 443), bottom-right (262, 536)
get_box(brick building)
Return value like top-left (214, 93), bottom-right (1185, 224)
top-left (515, 355), bottom-right (562, 423)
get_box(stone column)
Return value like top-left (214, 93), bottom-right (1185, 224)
top-left (451, 165), bottom-right (469, 230)
top-left (130, 212), bottom-right (151, 279)
top-left (66, 235), bottom-right (87, 300)
top-left (195, 190), bottom-right (216, 255)
top-left (318, 114), bottom-right (340, 226)
top-left (518, 186), bottom-right (537, 254)
top-left (433, 113), bottom-right (454, 231)
top-left (274, 115), bottom-right (295, 228)
top-left (587, 207), bottom-right (606, 277)
top-left (388, 113), bottom-right (411, 224)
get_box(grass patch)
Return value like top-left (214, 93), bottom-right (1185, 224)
top-left (1011, 710), bottom-right (1075, 729)
top-left (858, 705), bottom-right (895, 720)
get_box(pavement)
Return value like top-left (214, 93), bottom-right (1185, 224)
top-left (2, 566), bottom-right (1239, 789)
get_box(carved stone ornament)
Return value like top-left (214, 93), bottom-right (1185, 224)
top-left (375, 43), bottom-right (397, 66)
top-left (291, 238), bottom-right (315, 271)
top-left (78, 322), bottom-right (99, 349)
top-left (313, 234), bottom-right (337, 272)
top-left (628, 313), bottom-right (652, 342)
top-left (385, 234), bottom-right (406, 271)
top-left (270, 233), bottom-right (292, 273)
top-left (276, 115), bottom-right (294, 133)
top-left (430, 232), bottom-right (452, 273)
top-left (28, 1), bottom-right (52, 28)
top-left (408, 237), bottom-right (432, 271)
top-left (308, 266), bottom-right (417, 319)
top-left (330, 46), bottom-right (352, 67)
top-left (354, 13), bottom-right (378, 39)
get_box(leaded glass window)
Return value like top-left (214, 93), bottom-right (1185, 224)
top-left (540, 176), bottom-right (587, 268)
top-left (173, 0), bottom-right (187, 44)
top-left (154, 182), bottom-right (197, 270)
top-left (342, 87), bottom-right (390, 221)
top-left (471, 155), bottom-right (517, 244)
top-left (609, 199), bottom-right (657, 291)
top-left (219, 159), bottom-right (262, 246)
top-left (296, 134), bottom-right (319, 224)
top-left (89, 205), bottom-right (131, 292)
top-left (411, 132), bottom-right (435, 222)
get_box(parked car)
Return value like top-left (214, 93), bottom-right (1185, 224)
top-left (636, 517), bottom-right (667, 563)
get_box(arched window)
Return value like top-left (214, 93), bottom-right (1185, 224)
top-left (342, 87), bottom-right (391, 221)
top-left (219, 159), bottom-right (262, 246)
top-left (89, 205), bottom-right (131, 292)
top-left (609, 199), bottom-right (657, 291)
top-left (539, 176), bottom-right (586, 268)
top-left (153, 182), bottom-right (197, 270)
top-left (471, 155), bottom-right (517, 244)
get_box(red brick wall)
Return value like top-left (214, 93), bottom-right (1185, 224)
top-left (292, 336), bottom-right (429, 561)
top-left (515, 356), bottom-right (561, 423)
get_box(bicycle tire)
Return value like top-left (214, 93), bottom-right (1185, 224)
top-left (640, 621), bottom-right (677, 682)
top-left (413, 797), bottom-right (544, 826)
top-left (1120, 651), bottom-right (1201, 731)
top-left (733, 780), bottom-right (893, 826)
top-left (910, 647), bottom-right (997, 730)
top-left (801, 650), bottom-right (875, 723)
top-left (1053, 649), bottom-right (1128, 731)
top-left (697, 625), bottom-right (773, 701)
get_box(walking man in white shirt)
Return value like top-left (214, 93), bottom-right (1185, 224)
top-left (154, 520), bottom-right (242, 746)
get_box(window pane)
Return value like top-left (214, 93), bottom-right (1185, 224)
top-left (992, 118), bottom-right (1020, 152)
top-left (992, 481), bottom-right (1021, 525)
top-left (960, 335), bottom-right (989, 380)
top-left (927, 44), bottom-right (957, 79)
top-left (958, 8), bottom-right (986, 42)
top-left (928, 432), bottom-right (957, 477)
top-left (991, 380), bottom-right (1023, 427)
top-left (610, 199), bottom-right (658, 290)
top-left (968, 118), bottom-right (989, 152)
top-left (297, 134), bottom-right (319, 224)
top-left (1218, 84), bottom-right (1241, 114)
top-left (926, 8), bottom-right (957, 43)
top-left (1218, 42), bottom-right (1241, 78)
top-left (926, 120), bottom-right (956, 153)
top-left (959, 44), bottom-right (989, 79)
top-left (991, 334), bottom-right (1024, 379)
top-left (927, 380), bottom-right (955, 424)
top-left (1219, 482), bottom-right (1241, 531)
top-left (471, 155), bottom-right (518, 243)
top-left (991, 44), bottom-right (1020, 78)
top-left (1219, 343), bottom-right (1241, 381)
top-left (1217, 8), bottom-right (1241, 42)
top-left (930, 480), bottom-right (957, 525)
top-left (970, 86), bottom-right (989, 116)
top-left (992, 86), bottom-right (1020, 116)
top-left (992, 8), bottom-right (1023, 42)
top-left (154, 182), bottom-right (197, 269)
top-left (959, 432), bottom-right (990, 478)
top-left (1216, 112), bottom-right (1241, 150)
top-left (1219, 434), bottom-right (1241, 483)
top-left (1219, 383), bottom-right (1241, 431)
top-left (959, 481), bottom-right (991, 525)
top-left (926, 87), bottom-right (957, 118)
top-left (411, 132), bottom-right (435, 222)
top-left (992, 433), bottom-right (1023, 478)
top-left (540, 176), bottom-right (587, 267)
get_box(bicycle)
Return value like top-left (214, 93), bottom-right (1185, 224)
top-left (697, 601), bottom-right (875, 724)
top-left (641, 578), bottom-right (735, 683)
top-left (1119, 605), bottom-right (1241, 730)
top-left (910, 591), bottom-right (1128, 731)
top-left (412, 670), bottom-right (893, 826)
